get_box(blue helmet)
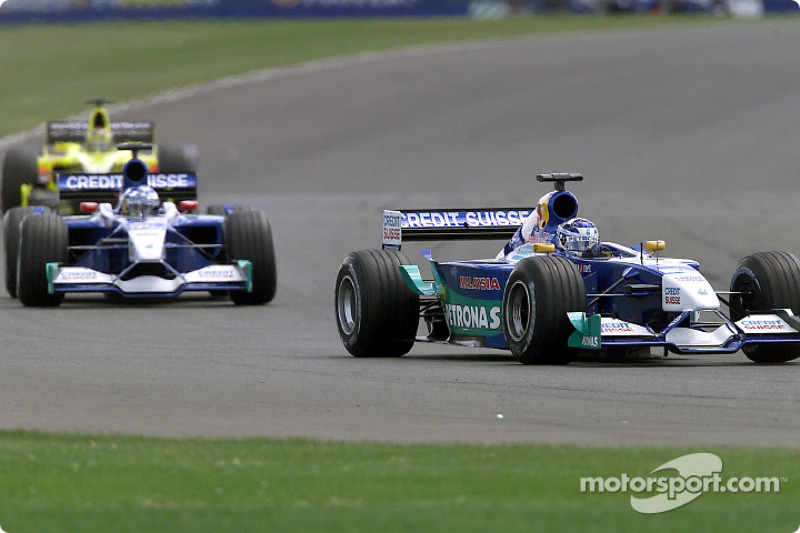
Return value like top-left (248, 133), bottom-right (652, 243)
top-left (556, 217), bottom-right (599, 254)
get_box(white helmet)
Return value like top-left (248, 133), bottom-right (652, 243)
top-left (556, 217), bottom-right (599, 254)
top-left (122, 185), bottom-right (160, 218)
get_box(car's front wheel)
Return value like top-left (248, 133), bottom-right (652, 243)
top-left (17, 212), bottom-right (68, 307)
top-left (502, 255), bottom-right (585, 365)
top-left (730, 251), bottom-right (800, 363)
top-left (224, 210), bottom-right (276, 305)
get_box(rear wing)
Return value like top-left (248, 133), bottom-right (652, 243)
top-left (56, 172), bottom-right (198, 204)
top-left (382, 208), bottom-right (532, 249)
top-left (46, 121), bottom-right (155, 145)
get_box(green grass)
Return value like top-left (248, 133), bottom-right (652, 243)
top-left (0, 15), bottom-right (753, 138)
top-left (0, 431), bottom-right (796, 532)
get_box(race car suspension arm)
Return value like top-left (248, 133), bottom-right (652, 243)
top-left (586, 272), bottom-right (657, 309)
top-left (714, 291), bottom-right (749, 318)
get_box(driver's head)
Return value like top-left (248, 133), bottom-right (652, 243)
top-left (86, 127), bottom-right (113, 152)
top-left (556, 217), bottom-right (599, 254)
top-left (122, 185), bottom-right (160, 218)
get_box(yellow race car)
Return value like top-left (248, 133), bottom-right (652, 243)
top-left (1, 98), bottom-right (197, 213)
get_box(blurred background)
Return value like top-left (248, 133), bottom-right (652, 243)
top-left (1, 0), bottom-right (798, 21)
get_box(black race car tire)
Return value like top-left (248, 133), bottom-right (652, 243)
top-left (224, 210), bottom-right (276, 305)
top-left (158, 143), bottom-right (198, 173)
top-left (206, 204), bottom-right (227, 216)
top-left (335, 249), bottom-right (419, 358)
top-left (4, 206), bottom-right (41, 298)
top-left (730, 251), bottom-right (800, 363)
top-left (206, 204), bottom-right (253, 217)
top-left (17, 213), bottom-right (68, 307)
top-left (502, 255), bottom-right (585, 365)
top-left (2, 147), bottom-right (38, 212)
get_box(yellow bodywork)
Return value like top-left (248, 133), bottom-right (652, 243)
top-left (21, 102), bottom-right (159, 209)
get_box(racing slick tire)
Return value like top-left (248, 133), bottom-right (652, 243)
top-left (207, 204), bottom-right (226, 217)
top-left (206, 205), bottom-right (253, 217)
top-left (17, 212), bottom-right (68, 307)
top-left (2, 146), bottom-right (38, 212)
top-left (158, 143), bottom-right (198, 174)
top-left (224, 210), bottom-right (276, 305)
top-left (3, 206), bottom-right (41, 298)
top-left (502, 255), bottom-right (586, 365)
top-left (335, 249), bottom-right (419, 358)
top-left (730, 251), bottom-right (800, 363)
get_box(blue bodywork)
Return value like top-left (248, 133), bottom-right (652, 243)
top-left (389, 175), bottom-right (800, 356)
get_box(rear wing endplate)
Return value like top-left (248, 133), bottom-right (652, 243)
top-left (382, 208), bottom-right (532, 249)
top-left (57, 172), bottom-right (198, 203)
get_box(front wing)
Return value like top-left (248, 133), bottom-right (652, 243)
top-left (47, 261), bottom-right (252, 299)
top-left (568, 310), bottom-right (800, 354)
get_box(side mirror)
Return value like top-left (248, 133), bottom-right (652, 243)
top-left (645, 240), bottom-right (665, 253)
top-left (179, 200), bottom-right (199, 212)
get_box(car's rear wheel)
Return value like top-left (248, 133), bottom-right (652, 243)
top-left (158, 143), bottom-right (198, 174)
top-left (730, 251), bottom-right (800, 363)
top-left (17, 212), bottom-right (68, 307)
top-left (2, 147), bottom-right (38, 212)
top-left (206, 204), bottom-right (252, 217)
top-left (224, 210), bottom-right (276, 305)
top-left (335, 249), bottom-right (419, 357)
top-left (502, 255), bottom-right (585, 365)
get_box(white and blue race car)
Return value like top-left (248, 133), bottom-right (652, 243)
top-left (335, 173), bottom-right (800, 364)
top-left (4, 147), bottom-right (276, 307)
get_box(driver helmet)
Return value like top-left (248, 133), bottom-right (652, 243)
top-left (86, 127), bottom-right (113, 152)
top-left (122, 185), bottom-right (160, 218)
top-left (556, 217), bottom-right (599, 254)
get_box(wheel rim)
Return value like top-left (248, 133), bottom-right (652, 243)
top-left (507, 279), bottom-right (534, 342)
top-left (337, 274), bottom-right (359, 336)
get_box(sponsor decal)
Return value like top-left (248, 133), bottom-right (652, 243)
top-left (119, 0), bottom-right (189, 7)
top-left (578, 264), bottom-right (592, 274)
top-left (445, 303), bottom-right (501, 331)
top-left (291, 0), bottom-right (417, 7)
top-left (664, 286), bottom-right (681, 305)
top-left (581, 335), bottom-right (599, 348)
top-left (59, 270), bottom-right (100, 282)
top-left (459, 276), bottom-right (500, 291)
top-left (402, 210), bottom-right (531, 229)
top-left (147, 173), bottom-right (193, 189)
top-left (62, 174), bottom-right (122, 189)
top-left (382, 211), bottom-right (401, 243)
top-left (197, 268), bottom-right (237, 280)
top-left (59, 173), bottom-right (195, 190)
top-left (673, 274), bottom-right (705, 283)
top-left (601, 322), bottom-right (635, 333)
top-left (740, 319), bottom-right (788, 331)
top-left (528, 230), bottom-right (553, 244)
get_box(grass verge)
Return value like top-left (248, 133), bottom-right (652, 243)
top-left (0, 431), bottom-right (796, 532)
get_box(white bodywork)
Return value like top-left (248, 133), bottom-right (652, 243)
top-left (49, 202), bottom-right (249, 295)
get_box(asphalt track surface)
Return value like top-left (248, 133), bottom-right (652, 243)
top-left (1, 22), bottom-right (800, 447)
